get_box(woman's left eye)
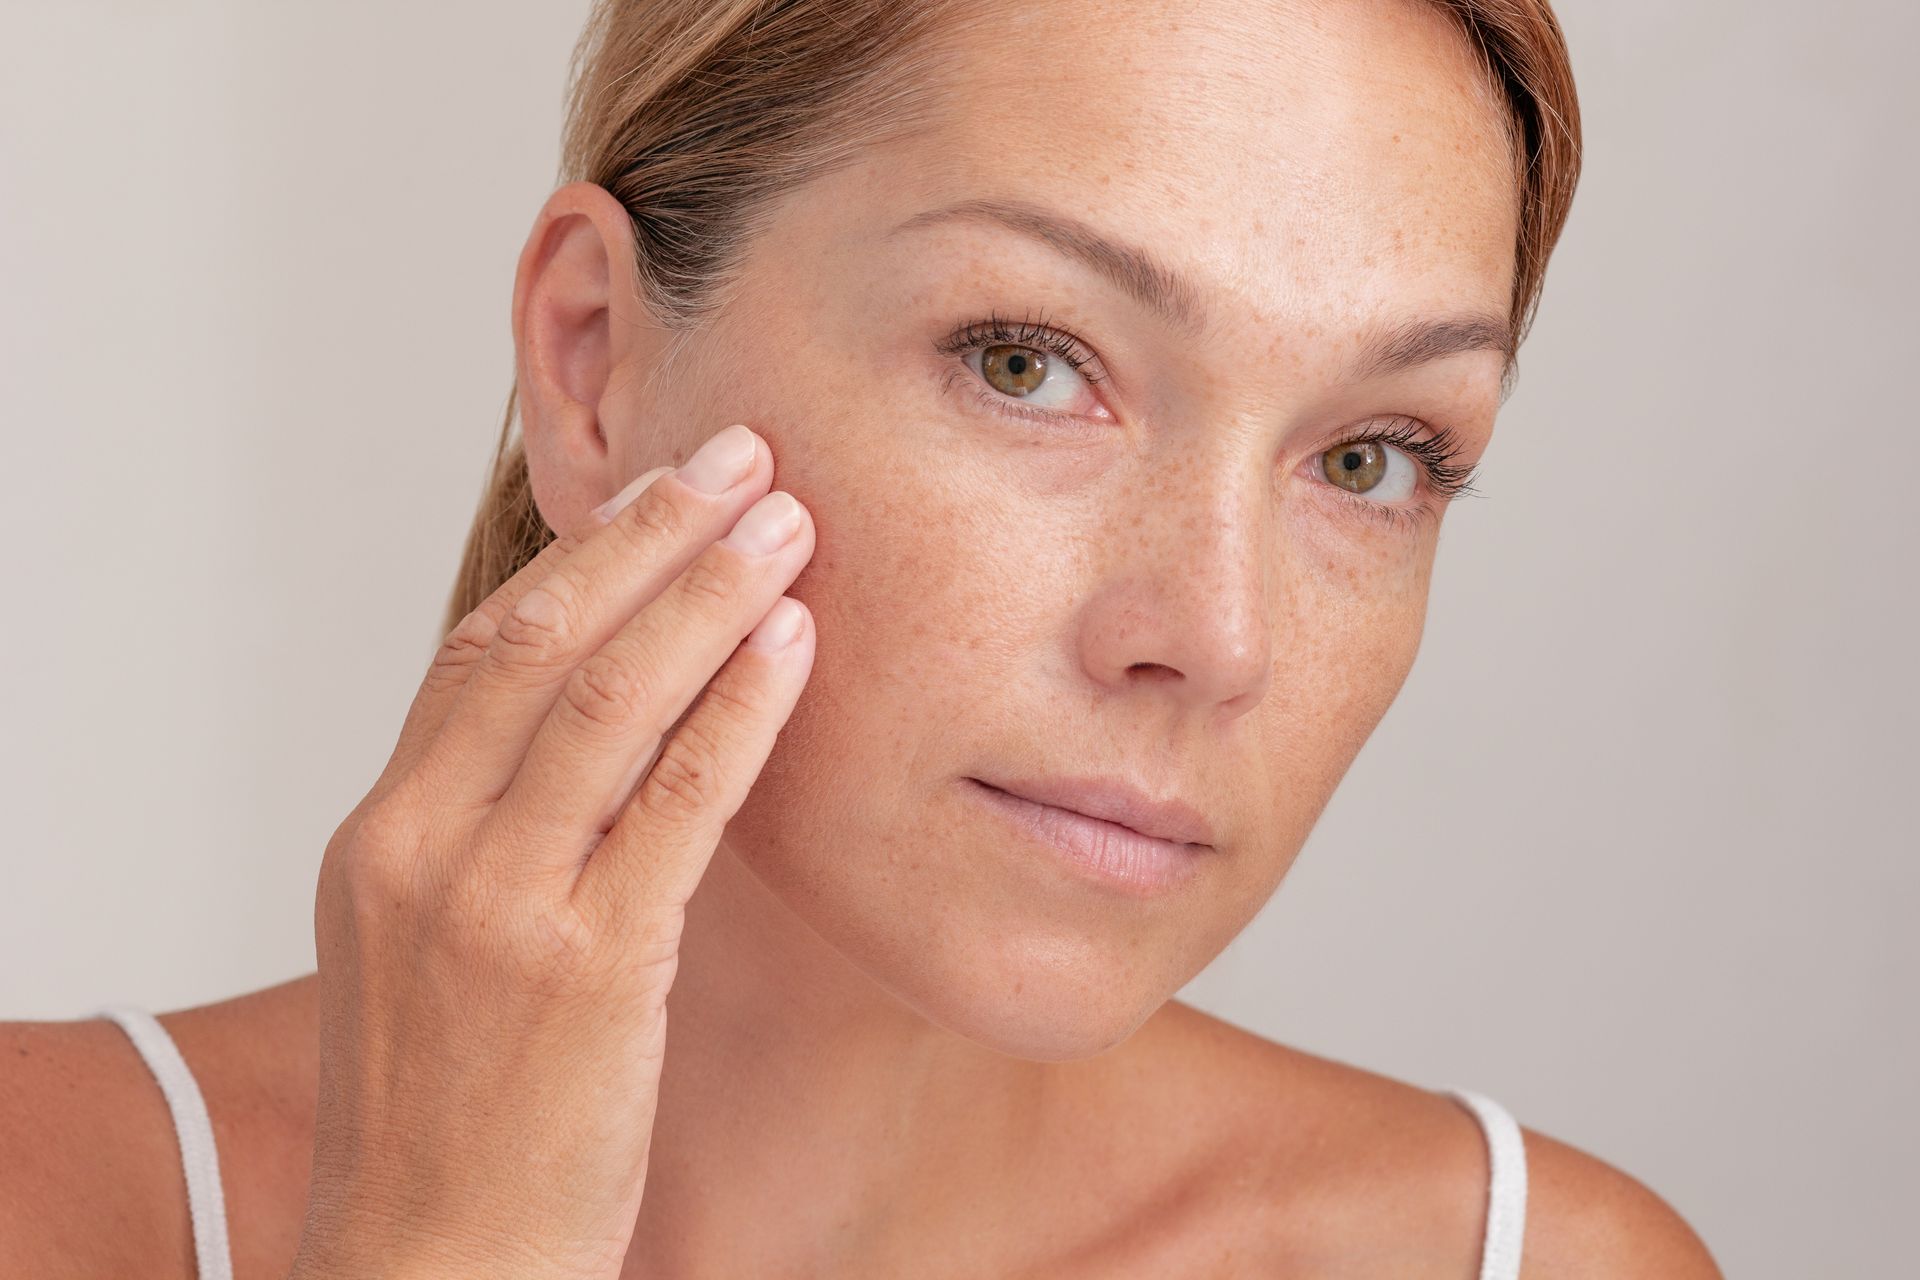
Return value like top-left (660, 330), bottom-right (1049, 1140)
top-left (1315, 438), bottom-right (1419, 505)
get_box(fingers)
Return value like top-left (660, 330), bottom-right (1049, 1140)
top-left (409, 424), bottom-right (775, 814)
top-left (573, 593), bottom-right (813, 931)
top-left (474, 482), bottom-right (816, 888)
top-left (380, 466), bottom-right (673, 797)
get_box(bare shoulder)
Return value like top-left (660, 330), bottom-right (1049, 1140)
top-left (0, 975), bottom-right (320, 1280)
top-left (1128, 1000), bottom-right (1723, 1279)
top-left (0, 1010), bottom-right (189, 1275)
top-left (1520, 1127), bottom-right (1724, 1279)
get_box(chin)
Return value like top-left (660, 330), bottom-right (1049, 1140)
top-left (913, 971), bottom-right (1167, 1059)
top-left (817, 875), bottom-right (1175, 1066)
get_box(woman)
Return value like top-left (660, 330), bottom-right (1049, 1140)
top-left (0, 0), bottom-right (1723, 1275)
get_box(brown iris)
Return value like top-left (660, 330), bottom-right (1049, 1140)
top-left (1322, 440), bottom-right (1388, 493)
top-left (981, 344), bottom-right (1047, 397)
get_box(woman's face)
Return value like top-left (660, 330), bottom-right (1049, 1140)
top-left (538, 0), bottom-right (1518, 1059)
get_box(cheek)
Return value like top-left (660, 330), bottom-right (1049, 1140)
top-left (1258, 508), bottom-right (1436, 803)
top-left (799, 448), bottom-right (1045, 736)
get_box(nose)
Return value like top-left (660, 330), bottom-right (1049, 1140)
top-left (1074, 467), bottom-right (1273, 724)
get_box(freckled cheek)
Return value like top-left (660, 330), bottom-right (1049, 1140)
top-left (804, 473), bottom-right (1062, 698)
top-left (1280, 526), bottom-right (1435, 735)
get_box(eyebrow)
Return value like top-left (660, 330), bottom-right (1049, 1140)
top-left (1351, 312), bottom-right (1515, 381)
top-left (887, 196), bottom-right (1516, 381)
top-left (888, 197), bottom-right (1209, 337)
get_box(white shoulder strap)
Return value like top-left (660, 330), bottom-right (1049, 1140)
top-left (94, 1004), bottom-right (235, 1280)
top-left (1447, 1088), bottom-right (1527, 1280)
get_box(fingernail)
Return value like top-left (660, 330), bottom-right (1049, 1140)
top-left (746, 597), bottom-right (805, 651)
top-left (675, 423), bottom-right (758, 494)
top-left (592, 466), bottom-right (672, 523)
top-left (722, 491), bottom-right (803, 556)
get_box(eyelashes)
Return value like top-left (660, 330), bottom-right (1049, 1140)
top-left (933, 307), bottom-right (1109, 386)
top-left (931, 311), bottom-right (1482, 531)
top-left (1318, 416), bottom-right (1483, 533)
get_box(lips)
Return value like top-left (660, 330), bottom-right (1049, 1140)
top-left (967, 774), bottom-right (1216, 848)
top-left (964, 777), bottom-right (1211, 895)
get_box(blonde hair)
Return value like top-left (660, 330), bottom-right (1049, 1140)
top-left (442, 0), bottom-right (1583, 639)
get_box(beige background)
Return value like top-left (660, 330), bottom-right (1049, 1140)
top-left (2, 2), bottom-right (1911, 1274)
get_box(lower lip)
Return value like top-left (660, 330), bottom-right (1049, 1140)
top-left (964, 778), bottom-right (1209, 896)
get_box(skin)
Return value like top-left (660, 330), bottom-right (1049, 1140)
top-left (0, 0), bottom-right (1723, 1276)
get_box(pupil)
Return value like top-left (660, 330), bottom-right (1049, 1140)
top-left (1007, 354), bottom-right (1028, 375)
top-left (1342, 451), bottom-right (1361, 470)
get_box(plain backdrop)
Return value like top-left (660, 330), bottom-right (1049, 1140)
top-left (2, 2), bottom-right (1912, 1275)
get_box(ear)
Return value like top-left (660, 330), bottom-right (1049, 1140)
top-left (510, 180), bottom-right (664, 533)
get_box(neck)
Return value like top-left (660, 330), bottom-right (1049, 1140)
top-left (622, 837), bottom-right (1054, 1277)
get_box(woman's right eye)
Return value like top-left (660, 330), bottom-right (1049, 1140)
top-left (932, 312), bottom-right (1116, 428)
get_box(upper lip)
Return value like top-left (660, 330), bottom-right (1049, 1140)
top-left (973, 773), bottom-right (1217, 848)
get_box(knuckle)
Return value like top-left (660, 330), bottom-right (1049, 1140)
top-left (559, 649), bottom-right (657, 733)
top-left (337, 795), bottom-right (423, 872)
top-left (514, 905), bottom-right (608, 994)
top-left (493, 569), bottom-right (589, 666)
top-left (676, 551), bottom-right (741, 611)
top-left (424, 605), bottom-right (503, 693)
top-left (637, 726), bottom-right (726, 821)
top-left (612, 484), bottom-right (693, 551)
top-left (320, 800), bottom-right (426, 916)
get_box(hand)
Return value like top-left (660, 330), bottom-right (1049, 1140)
top-left (287, 422), bottom-right (815, 1280)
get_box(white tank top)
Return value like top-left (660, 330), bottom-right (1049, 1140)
top-left (93, 1004), bottom-right (1528, 1280)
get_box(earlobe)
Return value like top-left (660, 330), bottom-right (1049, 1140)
top-left (510, 181), bottom-right (647, 524)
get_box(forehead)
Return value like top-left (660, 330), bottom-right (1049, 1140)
top-left (858, 0), bottom-right (1519, 346)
